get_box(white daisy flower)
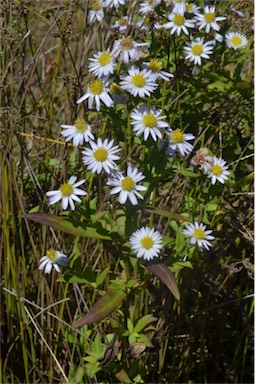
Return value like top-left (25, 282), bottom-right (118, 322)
top-left (184, 37), bottom-right (213, 65)
top-left (130, 105), bottom-right (169, 141)
top-left (111, 16), bottom-right (130, 33)
top-left (76, 79), bottom-right (113, 111)
top-left (190, 147), bottom-right (213, 174)
top-left (119, 66), bottom-right (158, 98)
top-left (82, 138), bottom-right (120, 174)
top-left (185, 2), bottom-right (201, 14)
top-left (112, 36), bottom-right (149, 64)
top-left (165, 128), bottom-right (195, 156)
top-left (88, 0), bottom-right (105, 23)
top-left (130, 226), bottom-right (163, 261)
top-left (225, 32), bottom-right (248, 50)
top-left (104, 0), bottom-right (126, 8)
top-left (139, 0), bottom-right (161, 14)
top-left (61, 118), bottom-right (94, 146)
top-left (163, 12), bottom-right (196, 35)
top-left (172, 0), bottom-right (186, 14)
top-left (182, 222), bottom-right (215, 251)
top-left (207, 157), bottom-right (230, 185)
top-left (107, 165), bottom-right (147, 205)
top-left (195, 6), bottom-right (226, 33)
top-left (46, 176), bottom-right (87, 211)
top-left (143, 58), bottom-right (174, 81)
top-left (39, 249), bottom-right (68, 274)
top-left (135, 17), bottom-right (151, 31)
top-left (88, 50), bottom-right (115, 78)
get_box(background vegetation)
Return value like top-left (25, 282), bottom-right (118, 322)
top-left (0, 0), bottom-right (253, 383)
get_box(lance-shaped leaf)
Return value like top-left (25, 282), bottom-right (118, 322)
top-left (72, 285), bottom-right (127, 328)
top-left (147, 263), bottom-right (180, 301)
top-left (144, 206), bottom-right (191, 222)
top-left (23, 213), bottom-right (113, 240)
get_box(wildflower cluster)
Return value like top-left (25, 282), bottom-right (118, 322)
top-left (40, 0), bottom-right (249, 273)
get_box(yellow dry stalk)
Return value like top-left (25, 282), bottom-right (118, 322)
top-left (17, 131), bottom-right (86, 149)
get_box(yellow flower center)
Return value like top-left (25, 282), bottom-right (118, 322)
top-left (93, 147), bottom-right (108, 162)
top-left (211, 164), bottom-right (222, 176)
top-left (143, 113), bottom-right (157, 128)
top-left (98, 52), bottom-right (112, 66)
top-left (200, 147), bottom-right (210, 155)
top-left (121, 36), bottom-right (133, 50)
top-left (149, 58), bottom-right (162, 72)
top-left (170, 128), bottom-right (184, 143)
top-left (186, 3), bottom-right (193, 11)
top-left (145, 17), bottom-right (151, 25)
top-left (60, 182), bottom-right (74, 196)
top-left (231, 36), bottom-right (242, 46)
top-left (204, 12), bottom-right (215, 23)
top-left (46, 249), bottom-right (58, 261)
top-left (173, 14), bottom-right (185, 26)
top-left (90, 79), bottom-right (103, 95)
top-left (121, 177), bottom-right (135, 191)
top-left (141, 236), bottom-right (154, 249)
top-left (131, 74), bottom-right (146, 88)
top-left (193, 228), bottom-right (206, 240)
top-left (191, 44), bottom-right (203, 56)
top-left (74, 118), bottom-right (88, 132)
top-left (92, 0), bottom-right (102, 10)
top-left (118, 17), bottom-right (128, 26)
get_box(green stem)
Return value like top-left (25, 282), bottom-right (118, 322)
top-left (172, 35), bottom-right (183, 130)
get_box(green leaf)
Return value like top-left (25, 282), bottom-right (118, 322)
top-left (96, 266), bottom-right (110, 287)
top-left (144, 207), bottom-right (191, 222)
top-left (85, 362), bottom-right (101, 378)
top-left (23, 213), bottom-right (113, 240)
top-left (175, 226), bottom-right (185, 252)
top-left (28, 205), bottom-right (40, 213)
top-left (48, 158), bottom-right (61, 167)
top-left (127, 318), bottom-right (134, 333)
top-left (72, 284), bottom-right (127, 327)
top-left (84, 356), bottom-right (98, 363)
top-left (175, 169), bottom-right (200, 178)
top-left (207, 81), bottom-right (232, 92)
top-left (68, 365), bottom-right (84, 384)
top-left (58, 267), bottom-right (96, 285)
top-left (147, 263), bottom-right (180, 301)
top-left (170, 261), bottom-right (193, 274)
top-left (136, 334), bottom-right (153, 347)
top-left (235, 172), bottom-right (254, 188)
top-left (128, 334), bottom-right (137, 343)
top-left (235, 81), bottom-right (251, 90)
top-left (134, 314), bottom-right (157, 333)
top-left (93, 333), bottom-right (104, 355)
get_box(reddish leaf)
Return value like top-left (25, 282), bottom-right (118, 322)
top-left (23, 213), bottom-right (112, 240)
top-left (147, 263), bottom-right (180, 301)
top-left (72, 286), bottom-right (127, 327)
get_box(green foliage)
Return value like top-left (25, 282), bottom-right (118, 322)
top-left (1, 0), bottom-right (253, 383)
